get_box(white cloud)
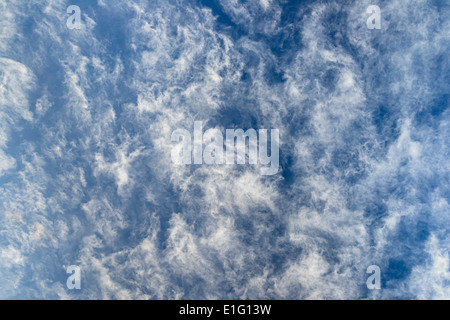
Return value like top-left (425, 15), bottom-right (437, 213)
top-left (0, 0), bottom-right (447, 300)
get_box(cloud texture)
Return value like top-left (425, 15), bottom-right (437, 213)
top-left (0, 0), bottom-right (448, 299)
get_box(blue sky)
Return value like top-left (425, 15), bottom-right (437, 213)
top-left (0, 0), bottom-right (449, 299)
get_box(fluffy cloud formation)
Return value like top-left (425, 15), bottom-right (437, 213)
top-left (0, 0), bottom-right (448, 299)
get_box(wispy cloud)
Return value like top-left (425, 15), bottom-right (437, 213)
top-left (0, 0), bottom-right (448, 299)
